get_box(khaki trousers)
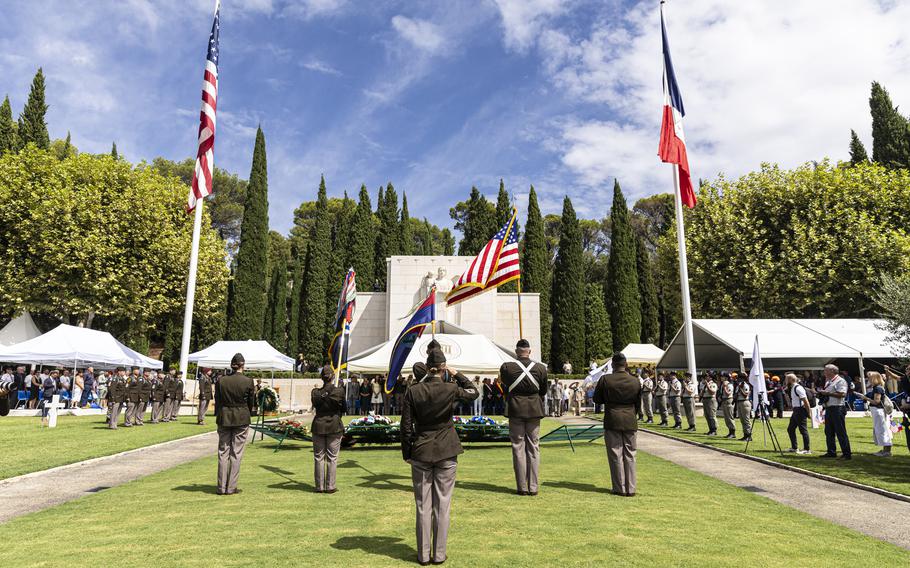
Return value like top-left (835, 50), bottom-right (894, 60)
top-left (721, 399), bottom-right (735, 433)
top-left (682, 397), bottom-right (696, 428)
top-left (198, 398), bottom-right (210, 423)
top-left (604, 429), bottom-right (637, 495)
top-left (313, 433), bottom-right (343, 491)
top-left (641, 392), bottom-right (653, 420)
top-left (703, 398), bottom-right (718, 432)
top-left (411, 458), bottom-right (457, 564)
top-left (509, 417), bottom-right (541, 493)
top-left (736, 400), bottom-right (753, 435)
top-left (171, 399), bottom-right (180, 420)
top-left (124, 402), bottom-right (136, 426)
top-left (217, 425), bottom-right (249, 494)
top-left (151, 401), bottom-right (162, 423)
top-left (135, 401), bottom-right (146, 424)
top-left (668, 397), bottom-right (681, 425)
top-left (108, 402), bottom-right (122, 429)
top-left (655, 395), bottom-right (668, 422)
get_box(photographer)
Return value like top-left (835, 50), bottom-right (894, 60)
top-left (785, 373), bottom-right (811, 454)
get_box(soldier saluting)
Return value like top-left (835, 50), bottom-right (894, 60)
top-left (197, 368), bottom-right (214, 425)
top-left (214, 353), bottom-right (256, 496)
top-left (311, 366), bottom-right (345, 493)
top-left (401, 348), bottom-right (478, 566)
top-left (499, 338), bottom-right (548, 496)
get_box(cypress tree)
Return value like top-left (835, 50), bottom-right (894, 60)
top-left (18, 68), bottom-right (49, 150)
top-left (374, 183), bottom-right (400, 290)
top-left (288, 248), bottom-right (305, 355)
top-left (422, 219), bottom-right (434, 255)
top-left (300, 177), bottom-right (331, 365)
top-left (584, 283), bottom-right (611, 364)
top-left (521, 185), bottom-right (551, 361)
top-left (550, 196), bottom-right (585, 372)
top-left (349, 184), bottom-right (375, 290)
top-left (849, 129), bottom-right (869, 165)
top-left (400, 192), bottom-right (414, 255)
top-left (110, 142), bottom-right (118, 160)
top-left (869, 82), bottom-right (910, 168)
top-left (606, 180), bottom-right (641, 351)
top-left (458, 187), bottom-right (496, 255)
top-left (325, 192), bottom-right (355, 350)
top-left (636, 234), bottom-right (659, 344)
top-left (265, 253), bottom-right (288, 349)
top-left (0, 96), bottom-right (16, 154)
top-left (227, 127), bottom-right (270, 340)
top-left (441, 228), bottom-right (455, 255)
top-left (62, 131), bottom-right (71, 157)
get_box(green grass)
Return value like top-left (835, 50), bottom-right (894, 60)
top-left (0, 412), bottom-right (217, 480)
top-left (628, 415), bottom-right (910, 497)
top-left (0, 420), bottom-right (907, 567)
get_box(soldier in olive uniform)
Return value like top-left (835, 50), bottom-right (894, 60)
top-left (593, 353), bottom-right (641, 496)
top-left (735, 377), bottom-right (753, 441)
top-left (162, 370), bottom-right (175, 422)
top-left (667, 373), bottom-right (682, 429)
top-left (197, 369), bottom-right (214, 425)
top-left (172, 372), bottom-right (185, 421)
top-left (499, 338), bottom-right (548, 496)
top-left (311, 366), bottom-right (345, 493)
top-left (124, 368), bottom-right (140, 427)
top-left (681, 373), bottom-right (697, 432)
top-left (640, 372), bottom-right (654, 424)
top-left (215, 354), bottom-right (256, 495)
top-left (108, 368), bottom-right (127, 429)
top-left (654, 374), bottom-right (669, 426)
top-left (150, 371), bottom-right (165, 423)
top-left (720, 373), bottom-right (737, 438)
top-left (401, 348), bottom-right (478, 566)
top-left (136, 370), bottom-right (151, 425)
top-left (701, 374), bottom-right (719, 436)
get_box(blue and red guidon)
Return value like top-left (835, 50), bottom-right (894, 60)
top-left (386, 287), bottom-right (436, 393)
top-left (328, 268), bottom-right (357, 374)
top-left (657, 3), bottom-right (696, 208)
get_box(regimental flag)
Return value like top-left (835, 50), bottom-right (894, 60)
top-left (386, 288), bottom-right (436, 393)
top-left (328, 268), bottom-right (357, 373)
top-left (187, 1), bottom-right (221, 212)
top-left (445, 208), bottom-right (520, 306)
top-left (657, 3), bottom-right (696, 208)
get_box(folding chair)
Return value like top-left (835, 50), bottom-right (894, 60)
top-left (16, 390), bottom-right (29, 409)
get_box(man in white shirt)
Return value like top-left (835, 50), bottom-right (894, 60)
top-left (785, 373), bottom-right (811, 454)
top-left (818, 364), bottom-right (851, 459)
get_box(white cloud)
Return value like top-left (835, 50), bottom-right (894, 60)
top-left (391, 15), bottom-right (447, 55)
top-left (492, 0), bottom-right (567, 52)
top-left (282, 0), bottom-right (348, 20)
top-left (301, 58), bottom-right (342, 76)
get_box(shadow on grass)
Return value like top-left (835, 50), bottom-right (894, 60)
top-left (173, 484), bottom-right (219, 494)
top-left (331, 535), bottom-right (416, 562)
top-left (542, 480), bottom-right (611, 494)
top-left (339, 459), bottom-right (412, 492)
top-left (455, 480), bottom-right (514, 495)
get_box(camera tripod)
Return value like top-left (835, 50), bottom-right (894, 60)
top-left (745, 400), bottom-right (784, 455)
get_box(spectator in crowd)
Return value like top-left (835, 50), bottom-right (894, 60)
top-left (295, 353), bottom-right (306, 373)
top-left (769, 376), bottom-right (785, 418)
top-left (899, 365), bottom-right (910, 452)
top-left (41, 370), bottom-right (58, 425)
top-left (883, 366), bottom-right (900, 395)
top-left (394, 377), bottom-right (407, 415)
top-left (1, 367), bottom-right (12, 408)
top-left (73, 371), bottom-right (84, 409)
top-left (857, 372), bottom-right (892, 457)
top-left (359, 378), bottom-right (371, 416)
top-left (80, 366), bottom-right (95, 408)
top-left (818, 364), bottom-right (851, 460)
top-left (492, 377), bottom-right (505, 415)
top-left (482, 379), bottom-right (493, 414)
top-left (562, 361), bottom-right (573, 374)
top-left (785, 373), bottom-right (811, 454)
top-left (97, 371), bottom-right (109, 409)
top-left (371, 376), bottom-right (383, 414)
top-left (58, 370), bottom-right (72, 407)
top-left (472, 376), bottom-right (483, 415)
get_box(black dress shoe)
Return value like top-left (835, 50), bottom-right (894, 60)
top-left (516, 490), bottom-right (528, 496)
top-left (725, 433), bottom-right (735, 439)
top-left (820, 454), bottom-right (837, 458)
top-left (432, 557), bottom-right (447, 565)
top-left (839, 455), bottom-right (852, 460)
top-left (528, 491), bottom-right (538, 496)
top-left (325, 488), bottom-right (338, 494)
top-left (418, 560), bottom-right (430, 566)
top-left (686, 427), bottom-right (696, 432)
top-left (227, 489), bottom-right (242, 495)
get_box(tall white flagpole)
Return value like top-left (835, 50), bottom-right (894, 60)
top-left (179, 200), bottom-right (204, 380)
top-left (671, 165), bottom-right (697, 379)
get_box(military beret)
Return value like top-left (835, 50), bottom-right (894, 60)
top-left (427, 339), bottom-right (441, 352)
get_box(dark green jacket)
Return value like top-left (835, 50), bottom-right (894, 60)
top-left (150, 379), bottom-right (165, 403)
top-left (108, 378), bottom-right (127, 404)
top-left (138, 379), bottom-right (151, 402)
top-left (214, 372), bottom-right (255, 428)
top-left (593, 371), bottom-right (641, 432)
top-left (126, 377), bottom-right (141, 403)
top-left (310, 383), bottom-right (345, 436)
top-left (401, 374), bottom-right (478, 463)
top-left (164, 376), bottom-right (176, 398)
top-left (198, 375), bottom-right (214, 400)
top-left (500, 357), bottom-right (548, 419)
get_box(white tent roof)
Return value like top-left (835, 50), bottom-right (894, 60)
top-left (0, 323), bottom-right (162, 369)
top-left (621, 343), bottom-right (665, 364)
top-left (188, 340), bottom-right (294, 371)
top-left (0, 312), bottom-right (42, 346)
top-left (347, 322), bottom-right (519, 375)
top-left (658, 318), bottom-right (897, 370)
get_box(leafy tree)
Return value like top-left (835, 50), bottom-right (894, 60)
top-left (875, 274), bottom-right (910, 358)
top-left (300, 177), bottom-right (331, 365)
top-left (606, 180), bottom-right (641, 351)
top-left (441, 228), bottom-right (455, 255)
top-left (452, 186), bottom-right (496, 255)
top-left (632, 193), bottom-right (675, 249)
top-left (226, 127), bottom-right (269, 340)
top-left (110, 142), bottom-right (118, 160)
top-left (549, 196), bottom-right (585, 372)
top-left (636, 234), bottom-right (659, 344)
top-left (655, 222), bottom-right (682, 347)
top-left (348, 185), bottom-right (376, 290)
top-left (869, 81), bottom-right (909, 168)
top-left (584, 283), bottom-right (611, 363)
top-left (400, 192), bottom-right (413, 255)
top-left (17, 68), bottom-right (49, 150)
top-left (521, 185), bottom-right (551, 361)
top-left (849, 129), bottom-right (869, 165)
top-left (374, 183), bottom-right (400, 290)
top-left (0, 96), bottom-right (17, 154)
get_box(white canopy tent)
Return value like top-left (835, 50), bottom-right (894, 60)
top-left (0, 312), bottom-right (42, 346)
top-left (621, 343), bottom-right (665, 365)
top-left (188, 340), bottom-right (294, 371)
top-left (658, 319), bottom-right (896, 374)
top-left (0, 323), bottom-right (162, 369)
top-left (347, 321), bottom-right (519, 375)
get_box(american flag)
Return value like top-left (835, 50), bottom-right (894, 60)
top-left (187, 2), bottom-right (220, 212)
top-left (446, 208), bottom-right (520, 306)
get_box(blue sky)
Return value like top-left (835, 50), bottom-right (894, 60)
top-left (3, 0), bottom-right (910, 234)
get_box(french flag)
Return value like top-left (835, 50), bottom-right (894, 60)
top-left (658, 4), bottom-right (696, 208)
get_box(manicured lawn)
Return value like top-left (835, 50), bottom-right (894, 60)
top-left (0, 412), bottom-right (217, 480)
top-left (1, 420), bottom-right (907, 567)
top-left (632, 416), bottom-right (910, 497)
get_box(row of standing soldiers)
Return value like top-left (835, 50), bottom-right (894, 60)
top-left (638, 372), bottom-right (754, 441)
top-left (106, 368), bottom-right (201, 429)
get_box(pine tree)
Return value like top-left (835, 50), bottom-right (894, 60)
top-left (521, 185), bottom-right (551, 361)
top-left (606, 180), bottom-right (641, 351)
top-left (458, 187), bottom-right (496, 255)
top-left (300, 176), bottom-right (331, 365)
top-left (265, 252), bottom-right (288, 349)
top-left (400, 192), bottom-right (414, 255)
top-left (636, 234), bottom-right (659, 344)
top-left (110, 142), bottom-right (118, 160)
top-left (349, 185), bottom-right (376, 290)
top-left (849, 129), bottom-right (869, 165)
top-left (584, 283), bottom-right (611, 363)
top-left (0, 96), bottom-right (16, 154)
top-left (550, 196), bottom-right (585, 372)
top-left (441, 228), bottom-right (455, 255)
top-left (422, 219), bottom-right (434, 255)
top-left (869, 82), bottom-right (910, 168)
top-left (18, 68), bottom-right (49, 150)
top-left (226, 127), bottom-right (270, 340)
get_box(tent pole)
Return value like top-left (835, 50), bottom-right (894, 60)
top-left (858, 356), bottom-right (866, 396)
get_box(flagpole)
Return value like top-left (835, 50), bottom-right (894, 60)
top-left (517, 277), bottom-right (524, 339)
top-left (178, 200), bottom-right (204, 380)
top-left (671, 165), bottom-right (697, 379)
